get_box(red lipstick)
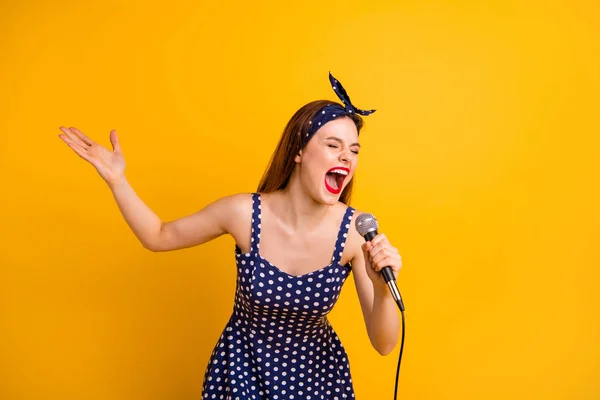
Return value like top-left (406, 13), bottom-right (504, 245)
top-left (324, 166), bottom-right (350, 195)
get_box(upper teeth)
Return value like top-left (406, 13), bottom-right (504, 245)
top-left (330, 169), bottom-right (348, 176)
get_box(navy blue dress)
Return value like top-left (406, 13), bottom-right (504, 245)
top-left (202, 193), bottom-right (356, 400)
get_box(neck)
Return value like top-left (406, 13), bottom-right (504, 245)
top-left (266, 179), bottom-right (333, 233)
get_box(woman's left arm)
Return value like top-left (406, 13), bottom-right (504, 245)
top-left (349, 216), bottom-right (402, 355)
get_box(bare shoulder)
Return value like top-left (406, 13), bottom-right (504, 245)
top-left (217, 192), bottom-right (253, 213)
top-left (216, 192), bottom-right (254, 232)
top-left (217, 192), bottom-right (256, 252)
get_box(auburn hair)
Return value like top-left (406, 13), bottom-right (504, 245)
top-left (257, 100), bottom-right (364, 205)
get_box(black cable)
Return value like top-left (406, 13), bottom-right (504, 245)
top-left (394, 304), bottom-right (405, 400)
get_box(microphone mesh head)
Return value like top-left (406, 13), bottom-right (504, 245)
top-left (355, 213), bottom-right (379, 236)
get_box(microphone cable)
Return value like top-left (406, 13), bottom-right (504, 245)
top-left (393, 302), bottom-right (405, 400)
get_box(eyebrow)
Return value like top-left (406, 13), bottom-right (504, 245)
top-left (325, 136), bottom-right (361, 148)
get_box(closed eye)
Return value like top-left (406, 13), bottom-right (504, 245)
top-left (327, 142), bottom-right (359, 154)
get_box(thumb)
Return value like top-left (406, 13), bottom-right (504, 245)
top-left (109, 129), bottom-right (121, 153)
top-left (361, 242), bottom-right (372, 263)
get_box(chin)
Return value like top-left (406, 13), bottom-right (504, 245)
top-left (321, 197), bottom-right (339, 206)
top-left (319, 187), bottom-right (345, 205)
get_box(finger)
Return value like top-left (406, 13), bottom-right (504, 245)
top-left (369, 233), bottom-right (387, 247)
top-left (361, 242), bottom-right (372, 252)
top-left (65, 140), bottom-right (93, 163)
top-left (62, 127), bottom-right (89, 147)
top-left (59, 127), bottom-right (89, 150)
top-left (371, 249), bottom-right (387, 265)
top-left (369, 242), bottom-right (389, 259)
top-left (369, 242), bottom-right (383, 255)
top-left (371, 242), bottom-right (399, 259)
top-left (68, 127), bottom-right (94, 146)
top-left (373, 260), bottom-right (385, 272)
top-left (374, 257), bottom-right (397, 272)
top-left (373, 251), bottom-right (401, 269)
top-left (362, 248), bottom-right (373, 264)
top-left (375, 257), bottom-right (402, 273)
top-left (59, 130), bottom-right (88, 154)
top-left (109, 129), bottom-right (121, 152)
top-left (361, 244), bottom-right (369, 256)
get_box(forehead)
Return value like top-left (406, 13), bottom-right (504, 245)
top-left (313, 116), bottom-right (359, 142)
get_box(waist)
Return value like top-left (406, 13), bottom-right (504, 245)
top-left (230, 308), bottom-right (332, 343)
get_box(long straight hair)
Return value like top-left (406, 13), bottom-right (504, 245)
top-left (257, 100), bottom-right (364, 205)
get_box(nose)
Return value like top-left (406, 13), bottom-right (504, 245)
top-left (339, 148), bottom-right (351, 164)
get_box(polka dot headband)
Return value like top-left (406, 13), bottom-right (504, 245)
top-left (305, 72), bottom-right (376, 144)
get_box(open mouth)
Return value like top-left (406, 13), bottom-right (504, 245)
top-left (324, 167), bottom-right (349, 194)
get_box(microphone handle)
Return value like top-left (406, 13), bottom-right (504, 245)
top-left (364, 231), bottom-right (406, 311)
top-left (382, 267), bottom-right (405, 311)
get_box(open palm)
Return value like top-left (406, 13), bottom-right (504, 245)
top-left (58, 127), bottom-right (126, 186)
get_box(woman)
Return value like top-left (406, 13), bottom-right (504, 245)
top-left (58, 72), bottom-right (402, 399)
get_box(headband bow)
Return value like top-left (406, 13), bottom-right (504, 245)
top-left (305, 72), bottom-right (376, 143)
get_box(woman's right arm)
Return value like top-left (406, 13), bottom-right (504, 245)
top-left (108, 178), bottom-right (244, 252)
top-left (59, 126), bottom-right (245, 252)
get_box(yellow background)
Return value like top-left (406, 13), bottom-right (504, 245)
top-left (1, 0), bottom-right (599, 399)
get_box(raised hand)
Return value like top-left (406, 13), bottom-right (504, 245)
top-left (58, 127), bottom-right (126, 186)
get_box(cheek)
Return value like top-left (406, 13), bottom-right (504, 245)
top-left (305, 148), bottom-right (332, 167)
top-left (301, 154), bottom-right (328, 183)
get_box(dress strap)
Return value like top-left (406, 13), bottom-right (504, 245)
top-left (250, 193), bottom-right (262, 253)
top-left (331, 206), bottom-right (355, 265)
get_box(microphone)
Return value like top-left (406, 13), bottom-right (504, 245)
top-left (355, 213), bottom-right (405, 311)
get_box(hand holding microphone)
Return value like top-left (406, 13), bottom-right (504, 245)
top-left (355, 213), bottom-right (405, 311)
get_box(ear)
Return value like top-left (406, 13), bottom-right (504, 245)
top-left (294, 149), bottom-right (303, 163)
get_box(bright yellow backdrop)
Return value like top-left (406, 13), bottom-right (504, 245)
top-left (1, 0), bottom-right (598, 399)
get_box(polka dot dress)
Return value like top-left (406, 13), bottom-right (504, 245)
top-left (202, 193), bottom-right (356, 400)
